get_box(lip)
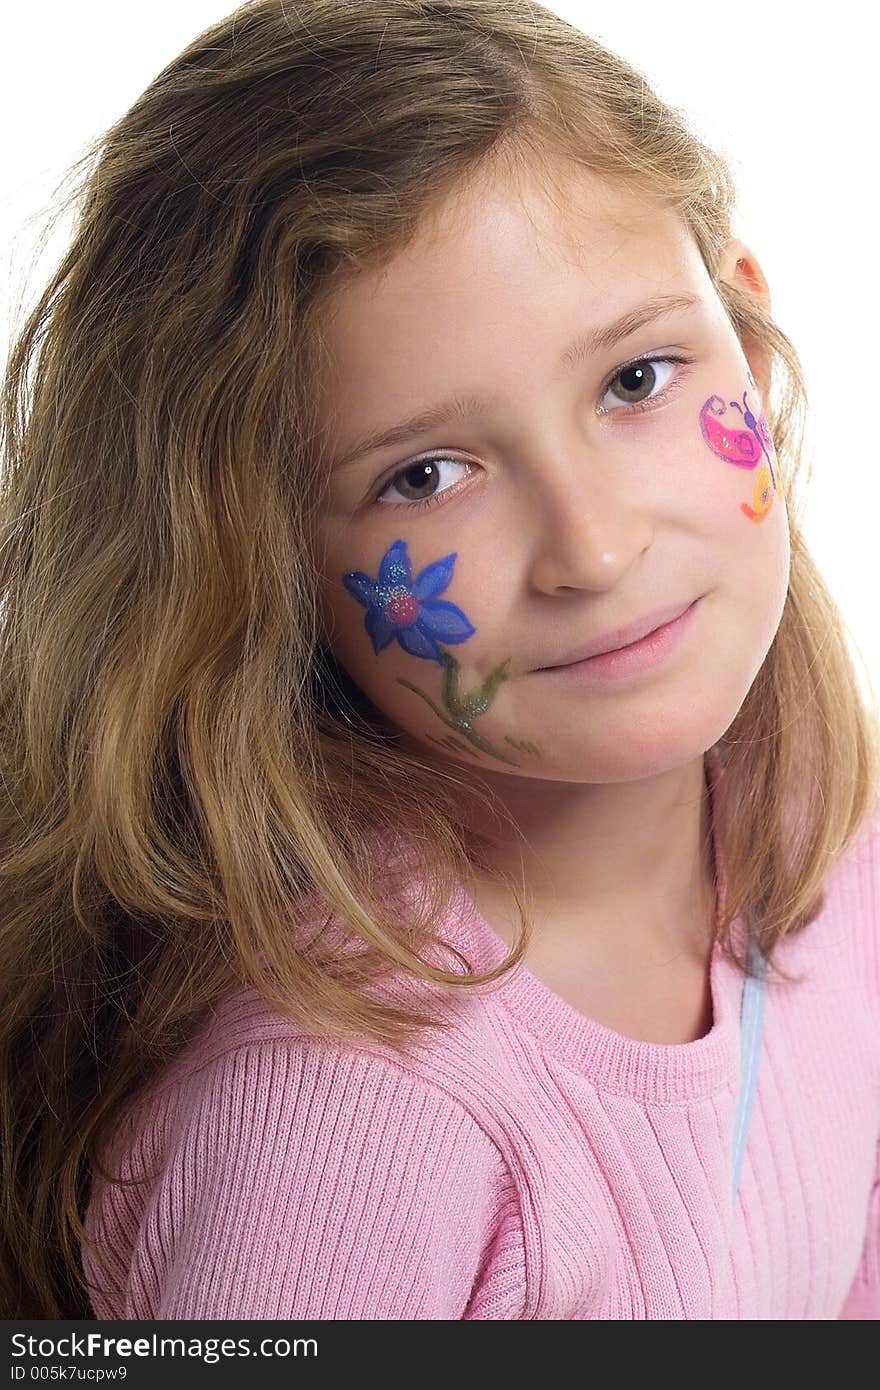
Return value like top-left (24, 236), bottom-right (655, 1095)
top-left (537, 599), bottom-right (700, 669)
top-left (536, 597), bottom-right (703, 685)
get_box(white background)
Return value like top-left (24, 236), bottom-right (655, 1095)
top-left (2, 2), bottom-right (877, 703)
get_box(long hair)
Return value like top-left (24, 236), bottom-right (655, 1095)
top-left (1, 0), bottom-right (877, 1319)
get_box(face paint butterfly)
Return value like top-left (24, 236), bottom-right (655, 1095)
top-left (699, 370), bottom-right (778, 522)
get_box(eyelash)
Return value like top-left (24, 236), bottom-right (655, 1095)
top-left (371, 352), bottom-right (694, 512)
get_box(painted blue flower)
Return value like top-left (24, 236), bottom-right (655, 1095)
top-left (341, 538), bottom-right (476, 664)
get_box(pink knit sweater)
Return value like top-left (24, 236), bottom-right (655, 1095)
top-left (81, 760), bottom-right (880, 1319)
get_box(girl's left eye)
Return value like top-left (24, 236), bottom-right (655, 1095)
top-left (372, 352), bottom-right (693, 511)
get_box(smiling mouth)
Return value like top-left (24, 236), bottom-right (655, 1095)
top-left (533, 597), bottom-right (703, 683)
top-left (537, 598), bottom-right (701, 670)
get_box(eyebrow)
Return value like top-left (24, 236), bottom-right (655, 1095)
top-left (331, 290), bottom-right (703, 470)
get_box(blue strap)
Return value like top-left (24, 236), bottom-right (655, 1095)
top-left (731, 938), bottom-right (768, 1203)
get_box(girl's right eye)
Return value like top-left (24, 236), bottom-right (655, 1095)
top-left (373, 455), bottom-right (474, 511)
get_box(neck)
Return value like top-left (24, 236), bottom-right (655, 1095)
top-left (455, 752), bottom-right (718, 968)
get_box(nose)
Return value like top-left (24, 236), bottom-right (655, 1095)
top-left (525, 451), bottom-right (653, 594)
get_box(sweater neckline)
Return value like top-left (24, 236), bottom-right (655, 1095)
top-left (446, 877), bottom-right (742, 1101)
top-left (441, 748), bottom-right (744, 1102)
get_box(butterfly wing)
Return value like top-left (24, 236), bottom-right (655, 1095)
top-left (700, 397), bottom-right (762, 467)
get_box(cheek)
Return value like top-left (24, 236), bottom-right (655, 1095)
top-left (319, 534), bottom-right (526, 764)
top-left (692, 376), bottom-right (791, 633)
top-left (325, 533), bottom-right (477, 684)
top-left (696, 373), bottom-right (781, 523)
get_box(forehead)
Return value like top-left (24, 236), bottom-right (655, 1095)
top-left (318, 160), bottom-right (702, 423)
top-left (327, 160), bottom-right (691, 329)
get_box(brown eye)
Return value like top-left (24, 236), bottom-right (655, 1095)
top-left (601, 356), bottom-right (679, 411)
top-left (612, 361), bottom-right (658, 402)
top-left (376, 456), bottom-right (472, 509)
top-left (388, 460), bottom-right (441, 501)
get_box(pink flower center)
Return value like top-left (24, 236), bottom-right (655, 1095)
top-left (386, 591), bottom-right (420, 626)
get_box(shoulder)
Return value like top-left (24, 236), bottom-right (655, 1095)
top-left (776, 805), bottom-right (880, 998)
top-left (140, 901), bottom-right (541, 1149)
top-left (821, 807), bottom-right (880, 946)
top-left (143, 966), bottom-right (524, 1124)
top-left (101, 982), bottom-right (518, 1183)
top-left (82, 991), bottom-right (528, 1319)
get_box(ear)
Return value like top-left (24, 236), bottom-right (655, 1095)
top-left (717, 238), bottom-right (773, 400)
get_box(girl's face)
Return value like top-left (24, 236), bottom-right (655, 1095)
top-left (312, 160), bottom-right (791, 786)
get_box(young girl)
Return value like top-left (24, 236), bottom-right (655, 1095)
top-left (1, 0), bottom-right (878, 1322)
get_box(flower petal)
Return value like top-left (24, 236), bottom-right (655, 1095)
top-left (417, 599), bottom-right (476, 643)
top-left (379, 539), bottom-right (412, 592)
top-left (397, 623), bottom-right (444, 663)
top-left (411, 551), bottom-right (457, 600)
top-left (366, 604), bottom-right (396, 653)
top-left (341, 571), bottom-right (379, 607)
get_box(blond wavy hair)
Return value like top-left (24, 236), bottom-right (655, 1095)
top-left (1, 0), bottom-right (877, 1319)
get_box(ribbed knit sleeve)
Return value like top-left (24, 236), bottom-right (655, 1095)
top-left (837, 818), bottom-right (880, 1320)
top-left (838, 1140), bottom-right (880, 1318)
top-left (84, 1039), bottom-right (521, 1320)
